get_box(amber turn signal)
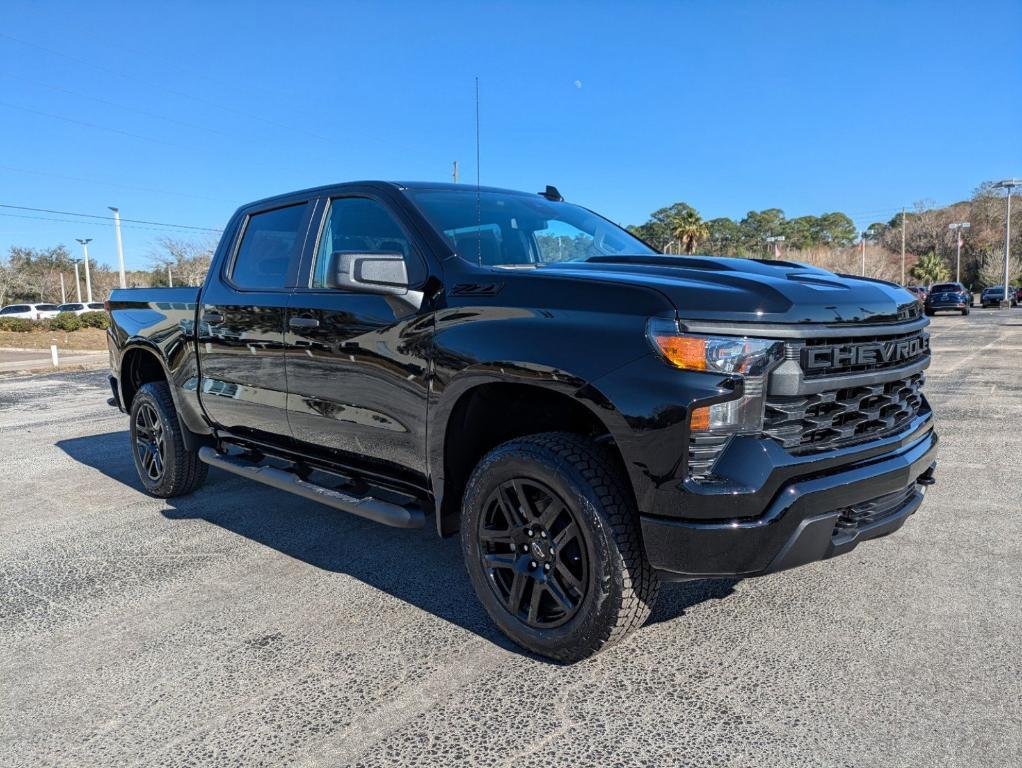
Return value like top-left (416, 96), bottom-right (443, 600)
top-left (652, 334), bottom-right (707, 371)
top-left (689, 405), bottom-right (711, 431)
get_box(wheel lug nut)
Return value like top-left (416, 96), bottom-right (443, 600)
top-left (521, 544), bottom-right (529, 552)
top-left (544, 563), bottom-right (551, 571)
top-left (529, 561), bottom-right (537, 569)
top-left (540, 531), bottom-right (547, 538)
top-left (526, 529), bottom-right (534, 537)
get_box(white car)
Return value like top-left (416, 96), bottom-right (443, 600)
top-left (56, 302), bottom-right (106, 315)
top-left (0, 303), bottom-right (62, 320)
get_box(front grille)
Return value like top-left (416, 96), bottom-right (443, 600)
top-left (834, 485), bottom-right (917, 535)
top-left (763, 373), bottom-right (925, 454)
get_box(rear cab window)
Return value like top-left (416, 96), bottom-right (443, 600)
top-left (229, 203), bottom-right (309, 290)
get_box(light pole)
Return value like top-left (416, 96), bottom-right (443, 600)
top-left (995, 179), bottom-right (1020, 307)
top-left (75, 238), bottom-right (93, 303)
top-left (860, 232), bottom-right (868, 276)
top-left (948, 222), bottom-right (970, 284)
top-left (71, 259), bottom-right (82, 303)
top-left (109, 207), bottom-right (126, 289)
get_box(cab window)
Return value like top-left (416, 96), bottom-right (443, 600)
top-left (230, 203), bottom-right (308, 290)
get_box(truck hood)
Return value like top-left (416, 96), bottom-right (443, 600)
top-left (541, 255), bottom-right (920, 325)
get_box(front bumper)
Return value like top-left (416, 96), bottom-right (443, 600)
top-left (641, 425), bottom-right (938, 579)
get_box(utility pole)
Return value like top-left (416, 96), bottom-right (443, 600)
top-left (167, 266), bottom-right (173, 287)
top-left (72, 259), bottom-right (82, 303)
top-left (452, 161), bottom-right (459, 184)
top-left (109, 207), bottom-right (126, 289)
top-left (861, 232), bottom-right (867, 276)
top-left (76, 238), bottom-right (93, 303)
top-left (60, 273), bottom-right (66, 304)
top-left (900, 207), bottom-right (906, 285)
top-left (948, 222), bottom-right (970, 284)
top-left (995, 180), bottom-right (1020, 306)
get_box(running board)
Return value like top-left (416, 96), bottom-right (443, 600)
top-left (198, 447), bottom-right (425, 529)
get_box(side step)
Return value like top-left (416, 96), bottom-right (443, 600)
top-left (198, 447), bottom-right (425, 529)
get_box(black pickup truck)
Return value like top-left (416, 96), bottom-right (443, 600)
top-left (107, 181), bottom-right (937, 661)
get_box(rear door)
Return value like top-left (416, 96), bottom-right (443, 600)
top-left (197, 199), bottom-right (316, 440)
top-left (284, 192), bottom-right (434, 479)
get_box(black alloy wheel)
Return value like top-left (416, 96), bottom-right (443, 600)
top-left (129, 381), bottom-right (208, 498)
top-left (461, 432), bottom-right (659, 662)
top-left (134, 402), bottom-right (166, 481)
top-left (477, 478), bottom-right (588, 629)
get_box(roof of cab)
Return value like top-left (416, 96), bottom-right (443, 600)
top-left (239, 180), bottom-right (538, 211)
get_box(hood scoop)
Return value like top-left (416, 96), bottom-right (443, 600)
top-left (784, 271), bottom-right (848, 290)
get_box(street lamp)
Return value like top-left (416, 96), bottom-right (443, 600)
top-left (109, 207), bottom-right (126, 289)
top-left (948, 222), bottom-right (970, 284)
top-left (995, 180), bottom-right (1021, 306)
top-left (75, 238), bottom-right (93, 303)
top-left (71, 258), bottom-right (82, 303)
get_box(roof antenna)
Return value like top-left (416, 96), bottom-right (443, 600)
top-left (475, 76), bottom-right (482, 267)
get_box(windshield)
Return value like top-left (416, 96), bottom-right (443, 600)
top-left (407, 189), bottom-right (655, 267)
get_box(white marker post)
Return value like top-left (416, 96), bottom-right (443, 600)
top-left (50, 339), bottom-right (59, 368)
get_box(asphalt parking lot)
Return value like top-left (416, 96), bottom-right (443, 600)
top-left (1, 310), bottom-right (1020, 767)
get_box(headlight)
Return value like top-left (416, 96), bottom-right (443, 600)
top-left (647, 318), bottom-right (783, 433)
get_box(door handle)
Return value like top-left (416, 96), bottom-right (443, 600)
top-left (289, 316), bottom-right (320, 329)
top-left (202, 311), bottom-right (224, 324)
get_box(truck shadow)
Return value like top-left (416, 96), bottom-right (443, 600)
top-left (56, 430), bottom-right (736, 660)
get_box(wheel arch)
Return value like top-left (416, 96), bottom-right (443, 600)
top-left (429, 369), bottom-right (635, 537)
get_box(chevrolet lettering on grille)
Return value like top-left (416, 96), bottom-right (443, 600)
top-left (803, 335), bottom-right (929, 371)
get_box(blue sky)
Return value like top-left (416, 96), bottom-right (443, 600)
top-left (2, 0), bottom-right (1019, 271)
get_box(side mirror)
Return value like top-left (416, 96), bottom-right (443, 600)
top-left (329, 252), bottom-right (409, 295)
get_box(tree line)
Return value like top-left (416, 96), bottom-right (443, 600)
top-left (0, 237), bottom-right (215, 306)
top-left (626, 180), bottom-right (1021, 288)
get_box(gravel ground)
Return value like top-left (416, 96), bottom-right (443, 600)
top-left (1, 310), bottom-right (1020, 767)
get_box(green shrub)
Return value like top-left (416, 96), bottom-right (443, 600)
top-left (78, 311), bottom-right (110, 330)
top-left (0, 317), bottom-right (37, 332)
top-left (48, 312), bottom-right (83, 332)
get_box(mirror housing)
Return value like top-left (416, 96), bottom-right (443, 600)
top-left (329, 252), bottom-right (409, 295)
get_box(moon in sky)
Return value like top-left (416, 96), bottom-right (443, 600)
top-left (574, 80), bottom-right (582, 89)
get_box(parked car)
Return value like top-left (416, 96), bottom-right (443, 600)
top-left (0, 303), bottom-right (60, 320)
top-left (34, 303), bottom-right (61, 319)
top-left (924, 282), bottom-right (971, 315)
top-left (56, 302), bottom-right (107, 315)
top-left (905, 285), bottom-right (927, 303)
top-left (979, 286), bottom-right (1017, 308)
top-left (106, 180), bottom-right (937, 662)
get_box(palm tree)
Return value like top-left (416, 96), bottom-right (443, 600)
top-left (909, 252), bottom-right (951, 284)
top-left (667, 207), bottom-right (709, 254)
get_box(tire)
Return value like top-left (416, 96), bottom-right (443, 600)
top-left (461, 432), bottom-right (659, 662)
top-left (962, 307), bottom-right (970, 316)
top-left (129, 381), bottom-right (208, 498)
